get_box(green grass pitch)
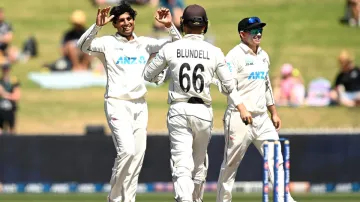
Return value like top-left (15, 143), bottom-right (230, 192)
top-left (1, 193), bottom-right (360, 202)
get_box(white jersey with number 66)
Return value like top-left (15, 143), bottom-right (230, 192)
top-left (144, 34), bottom-right (240, 106)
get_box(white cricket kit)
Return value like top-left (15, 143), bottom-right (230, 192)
top-left (77, 23), bottom-right (181, 202)
top-left (144, 34), bottom-right (240, 202)
top-left (216, 43), bottom-right (295, 202)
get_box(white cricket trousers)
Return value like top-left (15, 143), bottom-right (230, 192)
top-left (105, 97), bottom-right (148, 202)
top-left (167, 102), bottom-right (212, 202)
top-left (217, 109), bottom-right (295, 202)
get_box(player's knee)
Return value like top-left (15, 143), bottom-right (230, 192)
top-left (117, 146), bottom-right (136, 158)
top-left (193, 167), bottom-right (207, 182)
top-left (172, 166), bottom-right (192, 179)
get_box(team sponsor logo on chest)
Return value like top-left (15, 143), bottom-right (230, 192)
top-left (114, 46), bottom-right (123, 51)
top-left (248, 71), bottom-right (268, 80)
top-left (116, 56), bottom-right (147, 65)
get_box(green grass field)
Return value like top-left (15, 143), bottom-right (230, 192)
top-left (1, 193), bottom-right (360, 202)
top-left (1, 0), bottom-right (360, 134)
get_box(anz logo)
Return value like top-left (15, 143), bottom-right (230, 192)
top-left (226, 62), bottom-right (233, 72)
top-left (248, 71), bottom-right (268, 80)
top-left (116, 56), bottom-right (147, 65)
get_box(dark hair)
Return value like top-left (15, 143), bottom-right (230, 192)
top-left (110, 1), bottom-right (137, 23)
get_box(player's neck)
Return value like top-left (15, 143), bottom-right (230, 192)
top-left (117, 32), bottom-right (134, 41)
top-left (243, 41), bottom-right (258, 54)
top-left (185, 31), bottom-right (202, 35)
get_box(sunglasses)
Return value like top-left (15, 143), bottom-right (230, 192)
top-left (248, 17), bottom-right (261, 24)
top-left (246, 28), bottom-right (263, 35)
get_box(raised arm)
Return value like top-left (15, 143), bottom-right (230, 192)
top-left (77, 7), bottom-right (114, 54)
top-left (147, 8), bottom-right (182, 54)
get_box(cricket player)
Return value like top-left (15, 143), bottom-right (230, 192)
top-left (144, 5), bottom-right (252, 202)
top-left (77, 2), bottom-right (181, 202)
top-left (215, 17), bottom-right (296, 202)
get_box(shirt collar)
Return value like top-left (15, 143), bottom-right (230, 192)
top-left (183, 34), bottom-right (205, 40)
top-left (239, 42), bottom-right (262, 55)
top-left (114, 32), bottom-right (138, 43)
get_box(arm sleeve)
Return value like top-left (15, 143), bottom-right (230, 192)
top-left (212, 54), bottom-right (236, 93)
top-left (153, 67), bottom-right (171, 85)
top-left (334, 73), bottom-right (342, 87)
top-left (265, 74), bottom-right (275, 106)
top-left (147, 23), bottom-right (182, 53)
top-left (144, 47), bottom-right (168, 82)
top-left (62, 31), bottom-right (69, 45)
top-left (215, 49), bottom-right (242, 105)
top-left (77, 23), bottom-right (105, 55)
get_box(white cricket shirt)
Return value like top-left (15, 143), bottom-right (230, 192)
top-left (144, 34), bottom-right (241, 106)
top-left (226, 42), bottom-right (275, 113)
top-left (77, 23), bottom-right (181, 100)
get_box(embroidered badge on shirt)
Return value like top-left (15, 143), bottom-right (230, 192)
top-left (245, 57), bottom-right (254, 66)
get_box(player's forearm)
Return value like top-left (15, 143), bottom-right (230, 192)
top-left (153, 68), bottom-right (170, 85)
top-left (77, 23), bottom-right (102, 53)
top-left (267, 104), bottom-right (278, 116)
top-left (167, 22), bottom-right (182, 41)
top-left (144, 60), bottom-right (167, 82)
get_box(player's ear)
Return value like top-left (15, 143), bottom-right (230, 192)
top-left (180, 16), bottom-right (184, 35)
top-left (239, 31), bottom-right (245, 40)
top-left (203, 19), bottom-right (209, 34)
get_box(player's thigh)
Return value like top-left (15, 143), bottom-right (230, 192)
top-left (133, 99), bottom-right (148, 153)
top-left (167, 114), bottom-right (194, 170)
top-left (191, 122), bottom-right (211, 169)
top-left (223, 110), bottom-right (252, 165)
top-left (105, 98), bottom-right (135, 155)
top-left (189, 105), bottom-right (212, 167)
top-left (133, 99), bottom-right (148, 132)
top-left (256, 113), bottom-right (279, 141)
top-left (224, 110), bottom-right (251, 152)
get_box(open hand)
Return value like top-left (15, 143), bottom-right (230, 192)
top-left (155, 7), bottom-right (172, 28)
top-left (96, 6), bottom-right (114, 26)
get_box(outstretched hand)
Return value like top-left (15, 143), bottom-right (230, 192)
top-left (155, 7), bottom-right (172, 28)
top-left (96, 6), bottom-right (114, 26)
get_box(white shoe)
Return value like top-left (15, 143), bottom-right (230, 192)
top-left (349, 18), bottom-right (357, 27)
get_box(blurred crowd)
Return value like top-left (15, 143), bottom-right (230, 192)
top-left (0, 7), bottom-right (37, 135)
top-left (340, 0), bottom-right (360, 27)
top-left (273, 50), bottom-right (360, 108)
